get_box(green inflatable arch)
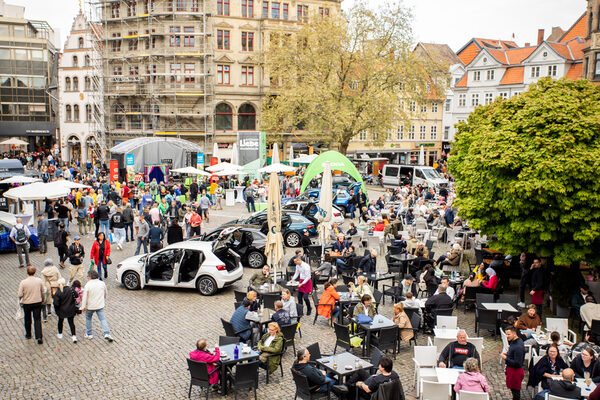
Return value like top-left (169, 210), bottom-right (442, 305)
top-left (300, 151), bottom-right (367, 194)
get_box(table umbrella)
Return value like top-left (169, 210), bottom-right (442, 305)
top-left (0, 176), bottom-right (41, 184)
top-left (264, 172), bottom-right (284, 279)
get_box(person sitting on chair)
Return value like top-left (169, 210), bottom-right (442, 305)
top-left (189, 339), bottom-right (221, 393)
top-left (257, 322), bottom-right (285, 375)
top-left (250, 265), bottom-right (273, 286)
top-left (244, 290), bottom-right (260, 312)
top-left (394, 275), bottom-right (417, 302)
top-left (292, 347), bottom-right (339, 395)
top-left (547, 368), bottom-right (581, 400)
top-left (349, 275), bottom-right (374, 299)
top-left (423, 285), bottom-right (453, 333)
top-left (353, 294), bottom-right (377, 318)
top-left (357, 249), bottom-right (377, 274)
top-left (271, 300), bottom-right (291, 326)
top-left (433, 277), bottom-right (456, 300)
top-left (346, 222), bottom-right (358, 237)
top-left (438, 330), bottom-right (480, 369)
top-left (314, 260), bottom-right (337, 279)
top-left (349, 356), bottom-right (402, 400)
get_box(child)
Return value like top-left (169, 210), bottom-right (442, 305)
top-left (72, 280), bottom-right (83, 313)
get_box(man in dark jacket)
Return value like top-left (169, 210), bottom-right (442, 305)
top-left (358, 249), bottom-right (377, 274)
top-left (68, 236), bottom-right (85, 284)
top-left (529, 258), bottom-right (545, 317)
top-left (501, 326), bottom-right (525, 400)
top-left (437, 330), bottom-right (480, 368)
top-left (423, 285), bottom-right (453, 332)
top-left (189, 181), bottom-right (199, 202)
top-left (292, 347), bottom-right (337, 394)
top-left (148, 221), bottom-right (164, 252)
top-left (166, 219), bottom-right (183, 245)
top-left (547, 368), bottom-right (582, 399)
top-left (53, 279), bottom-right (79, 342)
top-left (122, 203), bottom-right (134, 242)
top-left (96, 200), bottom-right (110, 236)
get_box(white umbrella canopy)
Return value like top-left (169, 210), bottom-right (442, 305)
top-left (206, 161), bottom-right (242, 172)
top-left (215, 167), bottom-right (247, 176)
top-left (291, 154), bottom-right (318, 164)
top-left (317, 162), bottom-right (333, 250)
top-left (0, 176), bottom-right (41, 184)
top-left (272, 143), bottom-right (280, 164)
top-left (171, 166), bottom-right (211, 176)
top-left (3, 182), bottom-right (70, 200)
top-left (265, 172), bottom-right (284, 274)
top-left (419, 145), bottom-right (424, 165)
top-left (0, 138), bottom-right (28, 146)
top-left (258, 163), bottom-right (297, 174)
top-left (212, 142), bottom-right (220, 162)
top-left (47, 180), bottom-right (91, 190)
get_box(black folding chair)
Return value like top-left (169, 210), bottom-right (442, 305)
top-left (341, 274), bottom-right (354, 286)
top-left (296, 302), bottom-right (304, 338)
top-left (260, 340), bottom-right (287, 384)
top-left (371, 326), bottom-right (398, 359)
top-left (219, 336), bottom-right (240, 346)
top-left (221, 318), bottom-right (252, 345)
top-left (291, 368), bottom-right (331, 399)
top-left (312, 291), bottom-right (333, 327)
top-left (463, 286), bottom-right (478, 312)
top-left (476, 307), bottom-right (498, 337)
top-left (186, 359), bottom-right (217, 399)
top-left (234, 289), bottom-right (247, 302)
top-left (281, 323), bottom-right (298, 354)
top-left (333, 322), bottom-right (362, 354)
top-left (227, 360), bottom-right (259, 400)
top-left (262, 293), bottom-right (279, 311)
top-left (475, 293), bottom-right (494, 308)
top-left (361, 346), bottom-right (383, 375)
top-left (497, 294), bottom-right (518, 308)
top-left (234, 301), bottom-right (242, 311)
top-left (373, 289), bottom-right (383, 313)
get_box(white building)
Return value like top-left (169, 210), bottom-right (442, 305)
top-left (58, 10), bottom-right (102, 164)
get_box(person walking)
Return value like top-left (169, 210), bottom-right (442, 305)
top-left (40, 258), bottom-right (61, 322)
top-left (68, 236), bottom-right (85, 284)
top-left (53, 278), bottom-right (78, 343)
top-left (148, 221), bottom-right (164, 252)
top-left (76, 201), bottom-right (87, 236)
top-left (245, 185), bottom-right (256, 213)
top-left (53, 223), bottom-right (69, 269)
top-left (10, 217), bottom-right (31, 268)
top-left (134, 213), bottom-right (149, 255)
top-left (55, 199), bottom-right (70, 232)
top-left (189, 207), bottom-right (202, 237)
top-left (37, 213), bottom-right (48, 254)
top-left (290, 256), bottom-right (313, 315)
top-left (166, 219), bottom-right (183, 245)
top-left (122, 203), bottom-right (134, 242)
top-left (501, 326), bottom-right (525, 400)
top-left (529, 258), bottom-right (544, 317)
top-left (81, 269), bottom-right (113, 342)
top-left (110, 206), bottom-right (126, 250)
top-left (90, 232), bottom-right (111, 280)
top-left (517, 252), bottom-right (530, 308)
top-left (215, 184), bottom-right (223, 210)
top-left (18, 266), bottom-right (45, 344)
top-left (96, 200), bottom-right (110, 236)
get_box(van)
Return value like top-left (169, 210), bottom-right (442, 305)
top-left (381, 164), bottom-right (449, 188)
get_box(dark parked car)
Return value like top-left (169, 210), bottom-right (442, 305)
top-left (191, 226), bottom-right (267, 269)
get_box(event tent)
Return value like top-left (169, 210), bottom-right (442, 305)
top-left (299, 151), bottom-right (366, 194)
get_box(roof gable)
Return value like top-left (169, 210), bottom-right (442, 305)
top-left (454, 73), bottom-right (468, 88)
top-left (522, 42), bottom-right (568, 64)
top-left (558, 12), bottom-right (587, 43)
top-left (469, 48), bottom-right (505, 67)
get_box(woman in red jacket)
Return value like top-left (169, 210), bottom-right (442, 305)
top-left (479, 267), bottom-right (498, 294)
top-left (318, 279), bottom-right (341, 322)
top-left (91, 232), bottom-right (111, 280)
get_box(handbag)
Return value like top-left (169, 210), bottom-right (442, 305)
top-left (356, 314), bottom-right (373, 324)
top-left (15, 300), bottom-right (23, 320)
top-left (106, 257), bottom-right (112, 265)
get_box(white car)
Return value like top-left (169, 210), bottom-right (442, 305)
top-left (116, 240), bottom-right (243, 296)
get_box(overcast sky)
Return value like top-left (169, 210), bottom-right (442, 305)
top-left (15, 0), bottom-right (585, 51)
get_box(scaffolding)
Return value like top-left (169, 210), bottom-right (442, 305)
top-left (86, 0), bottom-right (214, 154)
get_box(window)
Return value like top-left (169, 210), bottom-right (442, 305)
top-left (217, 64), bottom-right (230, 85)
top-left (215, 103), bottom-right (232, 130)
top-left (73, 77), bottom-right (79, 91)
top-left (242, 32), bottom-right (254, 51)
top-left (471, 93), bottom-right (479, 107)
top-left (128, 37), bottom-right (138, 51)
top-left (408, 126), bottom-right (415, 140)
top-left (217, 30), bottom-right (230, 50)
top-left (78, 37), bottom-right (84, 48)
top-left (238, 103), bottom-right (256, 130)
top-left (358, 131), bottom-right (367, 141)
top-left (144, 0), bottom-right (156, 12)
top-left (318, 7), bottom-right (329, 16)
top-left (431, 102), bottom-right (438, 112)
top-left (398, 100), bottom-right (404, 110)
top-left (146, 64), bottom-right (157, 83)
top-left (473, 71), bottom-right (481, 81)
top-left (282, 3), bottom-right (288, 19)
top-left (176, 0), bottom-right (185, 11)
top-left (170, 63), bottom-right (181, 83)
top-left (73, 56), bottom-right (78, 67)
top-left (14, 25), bottom-right (25, 37)
top-left (170, 26), bottom-right (180, 47)
top-left (111, 33), bottom-right (121, 52)
top-left (458, 94), bottom-right (466, 107)
top-left (513, 91), bottom-right (520, 97)
top-left (297, 4), bottom-right (308, 22)
top-left (547, 65), bottom-right (557, 77)
top-left (419, 126), bottom-right (426, 140)
top-left (190, 0), bottom-right (198, 11)
top-left (113, 66), bottom-right (123, 79)
top-left (445, 99), bottom-right (451, 111)
top-left (84, 76), bottom-right (91, 91)
top-left (242, 0), bottom-right (253, 17)
top-left (184, 63), bottom-right (195, 83)
top-left (84, 55), bottom-right (90, 66)
top-left (397, 125), bottom-right (404, 140)
top-left (127, 0), bottom-right (137, 16)
top-left (130, 103), bottom-right (142, 129)
top-left (486, 70), bottom-right (494, 80)
top-left (443, 126), bottom-right (450, 140)
top-left (73, 104), bottom-right (80, 121)
top-left (484, 93), bottom-right (493, 105)
top-left (129, 65), bottom-right (139, 76)
top-left (420, 104), bottom-right (427, 113)
top-left (271, 2), bottom-right (280, 18)
top-left (531, 66), bottom-right (540, 78)
top-left (241, 66), bottom-right (254, 85)
top-left (184, 27), bottom-right (194, 47)
top-left (65, 105), bottom-right (72, 121)
top-left (217, 0), bottom-right (229, 15)
top-left (430, 126), bottom-right (437, 140)
top-left (111, 3), bottom-right (120, 18)
top-left (86, 104), bottom-right (92, 122)
top-left (65, 77), bottom-right (71, 91)
top-left (595, 53), bottom-right (600, 79)
top-left (262, 1), bottom-right (269, 18)
top-left (499, 92), bottom-right (508, 99)
top-left (409, 101), bottom-right (416, 112)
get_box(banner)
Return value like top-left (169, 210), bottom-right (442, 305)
top-left (238, 131), bottom-right (263, 166)
top-left (196, 152), bottom-right (204, 168)
top-left (109, 159), bottom-right (119, 183)
top-left (125, 154), bottom-right (135, 182)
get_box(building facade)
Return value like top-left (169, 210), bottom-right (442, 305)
top-left (0, 0), bottom-right (58, 150)
top-left (59, 11), bottom-right (103, 164)
top-left (583, 0), bottom-right (600, 82)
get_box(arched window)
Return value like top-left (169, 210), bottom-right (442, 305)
top-left (215, 103), bottom-right (232, 131)
top-left (65, 77), bottom-right (71, 91)
top-left (72, 55), bottom-right (78, 67)
top-left (238, 103), bottom-right (256, 130)
top-left (78, 37), bottom-right (84, 48)
top-left (84, 76), bottom-right (91, 91)
top-left (84, 55), bottom-right (90, 66)
top-left (65, 105), bottom-right (72, 121)
top-left (86, 104), bottom-right (92, 121)
top-left (72, 77), bottom-right (79, 91)
top-left (73, 104), bottom-right (79, 121)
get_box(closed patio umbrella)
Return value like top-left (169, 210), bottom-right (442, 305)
top-left (264, 171), bottom-right (284, 280)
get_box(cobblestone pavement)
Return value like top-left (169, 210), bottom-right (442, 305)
top-left (0, 193), bottom-right (534, 399)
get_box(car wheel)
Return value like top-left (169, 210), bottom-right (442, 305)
top-left (122, 271), bottom-right (140, 290)
top-left (197, 276), bottom-right (217, 296)
top-left (247, 251), bottom-right (265, 269)
top-left (285, 232), bottom-right (301, 247)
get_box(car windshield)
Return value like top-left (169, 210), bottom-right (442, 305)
top-left (422, 168), bottom-right (443, 180)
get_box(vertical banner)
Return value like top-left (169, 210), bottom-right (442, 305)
top-left (196, 152), bottom-right (204, 168)
top-left (125, 154), bottom-right (135, 182)
top-left (259, 131), bottom-right (266, 166)
top-left (109, 159), bottom-right (119, 183)
top-left (237, 131), bottom-right (261, 166)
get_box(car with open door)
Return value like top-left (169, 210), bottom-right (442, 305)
top-left (190, 226), bottom-right (267, 269)
top-left (282, 201), bottom-right (345, 224)
top-left (115, 238), bottom-right (243, 296)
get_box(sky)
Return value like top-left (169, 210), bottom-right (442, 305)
top-left (13, 0), bottom-right (585, 51)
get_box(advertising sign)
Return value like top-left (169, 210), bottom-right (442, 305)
top-left (238, 131), bottom-right (262, 166)
top-left (196, 152), bottom-right (204, 168)
top-left (125, 154), bottom-right (135, 182)
top-left (109, 159), bottom-right (119, 183)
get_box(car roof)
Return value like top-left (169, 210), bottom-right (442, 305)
top-left (163, 241), bottom-right (214, 252)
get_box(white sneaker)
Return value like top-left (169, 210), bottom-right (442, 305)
top-left (517, 302), bottom-right (526, 308)
top-left (117, 243), bottom-right (123, 250)
top-left (104, 334), bottom-right (114, 343)
top-left (72, 335), bottom-right (78, 343)
top-left (84, 334), bottom-right (93, 339)
top-left (56, 333), bottom-right (63, 339)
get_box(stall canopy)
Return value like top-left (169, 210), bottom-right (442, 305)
top-left (300, 151), bottom-right (366, 194)
top-left (109, 138), bottom-right (204, 173)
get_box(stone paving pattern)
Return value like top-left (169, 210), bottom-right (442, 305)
top-left (0, 194), bottom-right (538, 399)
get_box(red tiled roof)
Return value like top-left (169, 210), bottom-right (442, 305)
top-left (474, 38), bottom-right (518, 49)
top-left (455, 73), bottom-right (468, 87)
top-left (565, 38), bottom-right (586, 59)
top-left (505, 47), bottom-right (537, 65)
top-left (458, 42), bottom-right (480, 65)
top-left (548, 42), bottom-right (574, 59)
top-left (566, 63), bottom-right (582, 80)
top-left (500, 67), bottom-right (525, 85)
top-left (559, 13), bottom-right (587, 43)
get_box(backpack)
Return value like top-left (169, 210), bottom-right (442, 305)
top-left (15, 226), bottom-right (27, 244)
top-left (54, 230), bottom-right (64, 247)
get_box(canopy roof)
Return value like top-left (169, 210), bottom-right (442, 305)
top-left (300, 151), bottom-right (366, 194)
top-left (110, 137), bottom-right (203, 154)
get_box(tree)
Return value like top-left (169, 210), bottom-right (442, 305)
top-left (450, 78), bottom-right (600, 266)
top-left (260, 0), bottom-right (443, 154)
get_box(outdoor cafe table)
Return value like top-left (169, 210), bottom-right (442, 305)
top-left (356, 314), bottom-right (397, 356)
top-left (434, 367), bottom-right (463, 385)
top-left (481, 302), bottom-right (518, 312)
top-left (316, 352), bottom-right (373, 382)
top-left (357, 272), bottom-right (397, 290)
top-left (577, 378), bottom-right (596, 397)
top-left (250, 283), bottom-right (284, 296)
top-left (337, 292), bottom-right (361, 324)
top-left (532, 333), bottom-right (573, 347)
top-left (213, 343), bottom-right (260, 395)
top-left (389, 253), bottom-right (416, 275)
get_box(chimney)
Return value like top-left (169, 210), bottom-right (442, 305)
top-left (537, 29), bottom-right (545, 45)
top-left (524, 42), bottom-right (530, 47)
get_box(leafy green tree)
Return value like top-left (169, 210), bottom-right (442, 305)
top-left (260, 0), bottom-right (444, 154)
top-left (450, 78), bottom-right (600, 266)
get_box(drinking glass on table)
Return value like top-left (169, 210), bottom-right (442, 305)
top-left (584, 371), bottom-right (591, 387)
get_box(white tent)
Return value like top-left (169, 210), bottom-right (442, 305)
top-left (206, 162), bottom-right (242, 172)
top-left (3, 182), bottom-right (70, 200)
top-left (291, 154), bottom-right (318, 164)
top-left (46, 180), bottom-right (91, 191)
top-left (272, 143), bottom-right (281, 164)
top-left (215, 168), bottom-right (247, 176)
top-left (258, 163), bottom-right (297, 174)
top-left (171, 166), bottom-right (211, 176)
top-left (0, 138), bottom-right (28, 146)
top-left (0, 176), bottom-right (41, 184)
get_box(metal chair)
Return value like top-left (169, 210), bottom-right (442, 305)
top-left (291, 368), bottom-right (331, 400)
top-left (475, 293), bottom-right (494, 308)
top-left (361, 346), bottom-right (383, 375)
top-left (221, 318), bottom-right (252, 345)
top-left (296, 302), bottom-right (304, 338)
top-left (234, 289), bottom-right (247, 302)
top-left (219, 336), bottom-right (240, 346)
top-left (281, 323), bottom-right (298, 354)
top-left (227, 360), bottom-right (259, 400)
top-left (306, 342), bottom-right (322, 362)
top-left (462, 286), bottom-right (478, 312)
top-left (371, 326), bottom-right (398, 359)
top-left (186, 359), bottom-right (217, 399)
top-left (312, 291), bottom-right (333, 327)
top-left (496, 294), bottom-right (518, 308)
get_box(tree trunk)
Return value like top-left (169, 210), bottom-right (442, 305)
top-left (338, 139), bottom-right (350, 156)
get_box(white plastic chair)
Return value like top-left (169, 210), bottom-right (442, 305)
top-left (413, 346), bottom-right (438, 396)
top-left (548, 395), bottom-right (574, 400)
top-left (469, 337), bottom-right (484, 365)
top-left (421, 380), bottom-right (451, 400)
top-left (546, 317), bottom-right (577, 344)
top-left (458, 391), bottom-right (489, 400)
top-left (433, 337), bottom-right (455, 359)
top-left (436, 316), bottom-right (458, 330)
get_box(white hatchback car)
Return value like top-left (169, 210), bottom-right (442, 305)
top-left (116, 240), bottom-right (243, 296)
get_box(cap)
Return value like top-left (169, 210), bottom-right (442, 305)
top-left (74, 236), bottom-right (81, 240)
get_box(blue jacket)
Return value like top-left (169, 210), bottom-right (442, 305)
top-left (37, 218), bottom-right (49, 236)
top-left (148, 226), bottom-right (164, 243)
top-left (230, 306), bottom-right (252, 340)
top-left (444, 208), bottom-right (454, 226)
top-left (333, 240), bottom-right (350, 253)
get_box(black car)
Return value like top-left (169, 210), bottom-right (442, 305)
top-left (191, 226), bottom-right (267, 269)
